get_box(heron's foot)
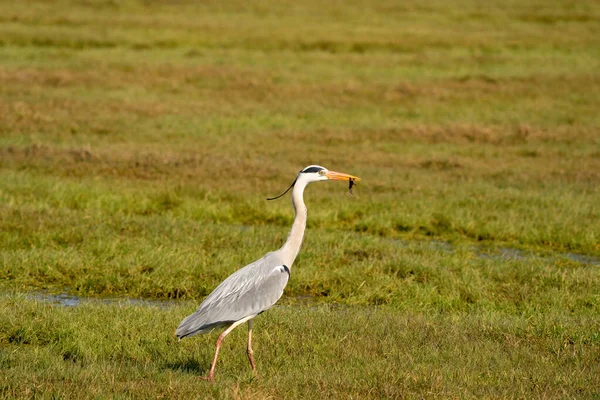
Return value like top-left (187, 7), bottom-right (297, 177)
top-left (199, 373), bottom-right (215, 382)
top-left (248, 366), bottom-right (259, 381)
top-left (247, 348), bottom-right (257, 372)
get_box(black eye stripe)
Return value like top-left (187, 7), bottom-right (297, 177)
top-left (301, 166), bottom-right (324, 173)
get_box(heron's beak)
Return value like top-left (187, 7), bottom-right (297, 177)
top-left (325, 171), bottom-right (361, 182)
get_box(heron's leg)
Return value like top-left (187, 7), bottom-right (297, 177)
top-left (203, 315), bottom-right (255, 382)
top-left (247, 318), bottom-right (257, 374)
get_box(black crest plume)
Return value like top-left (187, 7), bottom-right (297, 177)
top-left (266, 177), bottom-right (297, 201)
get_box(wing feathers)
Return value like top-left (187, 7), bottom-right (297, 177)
top-left (176, 253), bottom-right (289, 339)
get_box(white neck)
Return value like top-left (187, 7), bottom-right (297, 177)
top-left (279, 178), bottom-right (308, 268)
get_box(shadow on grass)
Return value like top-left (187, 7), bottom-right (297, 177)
top-left (163, 358), bottom-right (208, 375)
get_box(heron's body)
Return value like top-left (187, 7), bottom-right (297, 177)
top-left (175, 165), bottom-right (359, 381)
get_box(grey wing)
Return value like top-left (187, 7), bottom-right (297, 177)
top-left (176, 253), bottom-right (290, 339)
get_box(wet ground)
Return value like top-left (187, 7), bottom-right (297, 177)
top-left (22, 241), bottom-right (599, 308)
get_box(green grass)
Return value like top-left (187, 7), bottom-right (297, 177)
top-left (1, 0), bottom-right (600, 398)
top-left (2, 295), bottom-right (599, 399)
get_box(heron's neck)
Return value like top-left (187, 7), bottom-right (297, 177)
top-left (280, 181), bottom-right (307, 268)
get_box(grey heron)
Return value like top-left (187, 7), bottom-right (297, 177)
top-left (175, 165), bottom-right (360, 381)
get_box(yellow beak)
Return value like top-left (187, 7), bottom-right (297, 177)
top-left (325, 171), bottom-right (361, 182)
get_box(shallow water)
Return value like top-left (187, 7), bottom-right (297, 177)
top-left (28, 292), bottom-right (177, 308)
top-left (394, 238), bottom-right (600, 266)
top-left (476, 247), bottom-right (600, 266)
top-left (26, 291), bottom-right (320, 309)
top-left (562, 252), bottom-right (600, 265)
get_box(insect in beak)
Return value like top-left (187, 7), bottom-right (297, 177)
top-left (349, 178), bottom-right (356, 197)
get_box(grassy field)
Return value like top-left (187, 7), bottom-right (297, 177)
top-left (1, 0), bottom-right (600, 398)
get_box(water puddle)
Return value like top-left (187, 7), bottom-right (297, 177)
top-left (562, 252), bottom-right (600, 266)
top-left (475, 247), bottom-right (531, 262)
top-left (393, 237), bottom-right (599, 266)
top-left (27, 292), bottom-right (177, 309)
top-left (475, 247), bottom-right (599, 266)
top-left (24, 291), bottom-right (320, 309)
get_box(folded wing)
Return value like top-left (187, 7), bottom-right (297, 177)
top-left (176, 252), bottom-right (290, 339)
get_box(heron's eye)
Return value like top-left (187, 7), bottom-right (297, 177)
top-left (318, 170), bottom-right (326, 176)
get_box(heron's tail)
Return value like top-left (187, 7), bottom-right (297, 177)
top-left (175, 312), bottom-right (221, 339)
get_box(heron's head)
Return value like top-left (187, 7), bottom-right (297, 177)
top-left (267, 165), bottom-right (360, 200)
top-left (297, 165), bottom-right (361, 184)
